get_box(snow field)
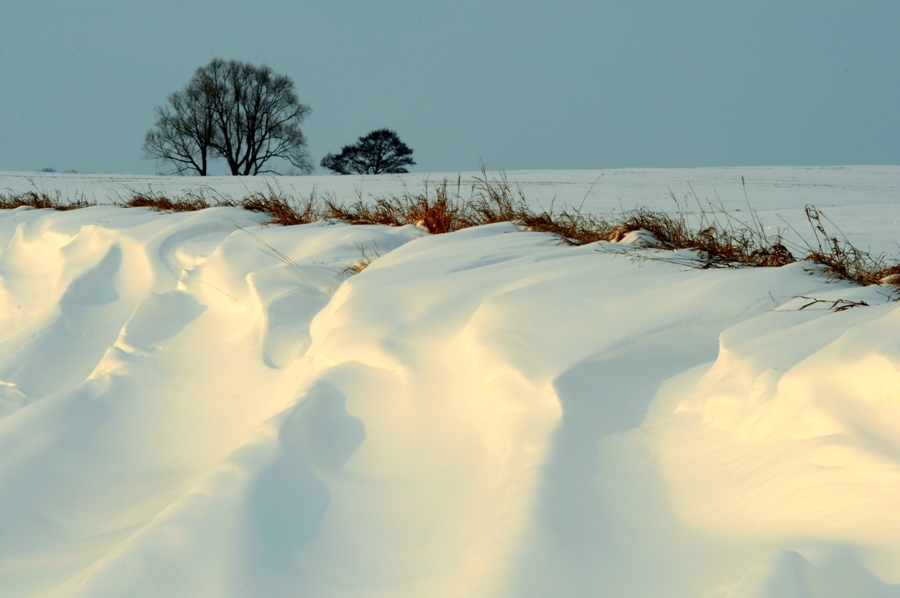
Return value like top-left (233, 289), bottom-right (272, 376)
top-left (0, 167), bottom-right (899, 597)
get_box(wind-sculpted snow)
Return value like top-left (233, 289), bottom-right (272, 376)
top-left (0, 192), bottom-right (899, 597)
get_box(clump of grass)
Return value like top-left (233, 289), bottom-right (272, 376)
top-left (613, 203), bottom-right (795, 268)
top-left (404, 187), bottom-right (458, 233)
top-left (320, 170), bottom-right (612, 243)
top-left (604, 178), bottom-right (796, 268)
top-left (324, 183), bottom-right (462, 233)
top-left (243, 184), bottom-right (325, 226)
top-left (463, 171), bottom-right (613, 243)
top-left (123, 188), bottom-right (214, 212)
top-left (340, 243), bottom-right (385, 276)
top-left (0, 189), bottom-right (93, 211)
top-left (796, 205), bottom-right (900, 286)
top-left (609, 197), bottom-right (898, 293)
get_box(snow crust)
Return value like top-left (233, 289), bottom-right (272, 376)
top-left (1, 168), bottom-right (899, 597)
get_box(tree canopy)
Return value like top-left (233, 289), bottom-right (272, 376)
top-left (321, 129), bottom-right (415, 175)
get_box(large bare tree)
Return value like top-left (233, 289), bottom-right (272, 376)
top-left (144, 59), bottom-right (312, 176)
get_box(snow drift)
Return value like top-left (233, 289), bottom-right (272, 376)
top-left (0, 167), bottom-right (899, 597)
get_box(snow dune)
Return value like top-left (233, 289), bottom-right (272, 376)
top-left (0, 168), bottom-right (899, 597)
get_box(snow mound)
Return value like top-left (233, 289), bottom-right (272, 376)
top-left (1, 172), bottom-right (899, 597)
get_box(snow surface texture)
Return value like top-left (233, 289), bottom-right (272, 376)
top-left (0, 168), bottom-right (899, 597)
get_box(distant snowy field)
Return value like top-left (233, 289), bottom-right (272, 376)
top-left (0, 167), bottom-right (899, 597)
top-left (4, 165), bottom-right (900, 252)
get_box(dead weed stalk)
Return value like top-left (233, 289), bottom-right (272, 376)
top-left (340, 242), bottom-right (385, 276)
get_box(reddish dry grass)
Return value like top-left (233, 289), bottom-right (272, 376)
top-left (321, 172), bottom-right (612, 242)
top-left (324, 185), bottom-right (460, 233)
top-left (242, 187), bottom-right (320, 226)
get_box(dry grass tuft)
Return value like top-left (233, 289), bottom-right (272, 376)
top-left (614, 202), bottom-right (795, 269)
top-left (339, 243), bottom-right (385, 276)
top-left (797, 206), bottom-right (900, 286)
top-left (0, 189), bottom-right (93, 211)
top-left (241, 184), bottom-right (322, 226)
top-left (320, 171), bottom-right (612, 243)
top-left (324, 184), bottom-right (461, 233)
top-left (464, 171), bottom-right (612, 243)
top-left (123, 189), bottom-right (215, 212)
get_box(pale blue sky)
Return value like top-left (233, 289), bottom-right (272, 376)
top-left (1, 1), bottom-right (897, 174)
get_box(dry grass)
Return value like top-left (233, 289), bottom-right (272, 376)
top-left (796, 296), bottom-right (871, 312)
top-left (2, 173), bottom-right (897, 292)
top-left (612, 203), bottom-right (795, 268)
top-left (464, 171), bottom-right (612, 243)
top-left (120, 187), bottom-right (235, 212)
top-left (794, 206), bottom-right (900, 286)
top-left (320, 171), bottom-right (613, 243)
top-left (323, 183), bottom-right (461, 233)
top-left (339, 243), bottom-right (385, 276)
top-left (241, 184), bottom-right (322, 226)
top-left (0, 189), bottom-right (94, 211)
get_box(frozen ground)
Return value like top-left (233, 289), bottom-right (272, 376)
top-left (0, 167), bottom-right (899, 597)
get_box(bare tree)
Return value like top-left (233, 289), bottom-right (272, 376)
top-left (143, 85), bottom-right (216, 175)
top-left (143, 59), bottom-right (312, 176)
top-left (321, 129), bottom-right (415, 175)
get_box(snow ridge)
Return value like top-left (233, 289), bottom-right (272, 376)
top-left (1, 174), bottom-right (899, 597)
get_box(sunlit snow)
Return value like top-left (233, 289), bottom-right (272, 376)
top-left (1, 167), bottom-right (899, 597)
